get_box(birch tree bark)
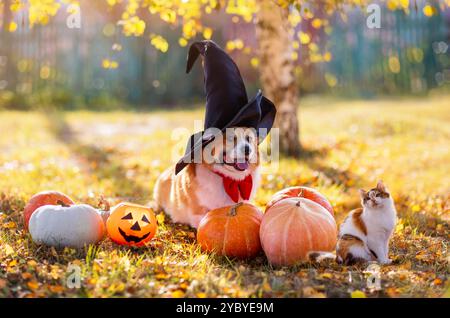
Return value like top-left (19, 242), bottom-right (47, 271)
top-left (255, 1), bottom-right (301, 156)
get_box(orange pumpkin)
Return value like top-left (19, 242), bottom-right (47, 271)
top-left (260, 197), bottom-right (337, 266)
top-left (197, 203), bottom-right (263, 259)
top-left (266, 186), bottom-right (334, 216)
top-left (23, 191), bottom-right (74, 231)
top-left (106, 203), bottom-right (157, 246)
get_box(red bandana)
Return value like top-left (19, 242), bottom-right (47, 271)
top-left (214, 171), bottom-right (253, 203)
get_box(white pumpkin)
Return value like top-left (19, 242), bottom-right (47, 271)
top-left (29, 204), bottom-right (105, 248)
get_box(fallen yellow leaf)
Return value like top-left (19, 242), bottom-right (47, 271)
top-left (3, 221), bottom-right (17, 229)
top-left (319, 272), bottom-right (333, 279)
top-left (156, 213), bottom-right (165, 224)
top-left (351, 290), bottom-right (366, 298)
top-left (27, 260), bottom-right (37, 267)
top-left (27, 281), bottom-right (39, 290)
top-left (172, 290), bottom-right (185, 298)
top-left (21, 272), bottom-right (33, 280)
top-left (49, 285), bottom-right (64, 293)
top-left (3, 244), bottom-right (14, 256)
top-left (8, 260), bottom-right (17, 267)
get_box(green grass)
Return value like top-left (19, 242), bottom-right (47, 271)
top-left (0, 95), bottom-right (449, 298)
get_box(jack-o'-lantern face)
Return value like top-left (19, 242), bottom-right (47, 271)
top-left (106, 203), bottom-right (157, 246)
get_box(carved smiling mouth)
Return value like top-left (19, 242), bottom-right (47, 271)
top-left (118, 227), bottom-right (151, 243)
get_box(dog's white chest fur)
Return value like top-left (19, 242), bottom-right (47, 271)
top-left (195, 165), bottom-right (260, 211)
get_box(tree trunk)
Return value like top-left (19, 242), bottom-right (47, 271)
top-left (255, 1), bottom-right (301, 156)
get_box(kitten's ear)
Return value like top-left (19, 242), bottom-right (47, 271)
top-left (359, 189), bottom-right (367, 198)
top-left (377, 180), bottom-right (386, 192)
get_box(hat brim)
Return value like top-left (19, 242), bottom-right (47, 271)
top-left (175, 91), bottom-right (276, 174)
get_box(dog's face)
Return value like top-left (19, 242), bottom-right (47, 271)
top-left (202, 127), bottom-right (259, 180)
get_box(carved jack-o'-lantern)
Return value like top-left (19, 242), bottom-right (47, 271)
top-left (106, 203), bottom-right (157, 246)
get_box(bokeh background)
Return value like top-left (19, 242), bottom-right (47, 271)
top-left (0, 0), bottom-right (449, 298)
top-left (0, 0), bottom-right (449, 110)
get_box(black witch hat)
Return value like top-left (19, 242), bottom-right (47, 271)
top-left (175, 40), bottom-right (276, 174)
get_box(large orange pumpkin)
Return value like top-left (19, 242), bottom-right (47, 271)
top-left (197, 203), bottom-right (263, 259)
top-left (106, 203), bottom-right (157, 246)
top-left (260, 197), bottom-right (337, 266)
top-left (265, 186), bottom-right (334, 216)
top-left (23, 191), bottom-right (74, 231)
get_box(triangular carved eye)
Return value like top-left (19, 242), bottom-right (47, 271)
top-left (121, 212), bottom-right (133, 220)
top-left (141, 214), bottom-right (150, 223)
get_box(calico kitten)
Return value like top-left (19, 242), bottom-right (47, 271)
top-left (336, 181), bottom-right (397, 265)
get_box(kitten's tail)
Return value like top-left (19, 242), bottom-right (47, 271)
top-left (307, 251), bottom-right (337, 263)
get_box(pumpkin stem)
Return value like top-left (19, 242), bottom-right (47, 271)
top-left (296, 200), bottom-right (302, 207)
top-left (98, 195), bottom-right (111, 212)
top-left (56, 200), bottom-right (71, 208)
top-left (229, 202), bottom-right (243, 216)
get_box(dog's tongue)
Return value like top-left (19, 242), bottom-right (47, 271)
top-left (234, 162), bottom-right (249, 171)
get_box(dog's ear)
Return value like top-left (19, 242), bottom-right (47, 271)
top-left (186, 163), bottom-right (196, 176)
top-left (175, 161), bottom-right (186, 175)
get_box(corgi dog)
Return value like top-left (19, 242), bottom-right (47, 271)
top-left (153, 127), bottom-right (260, 228)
